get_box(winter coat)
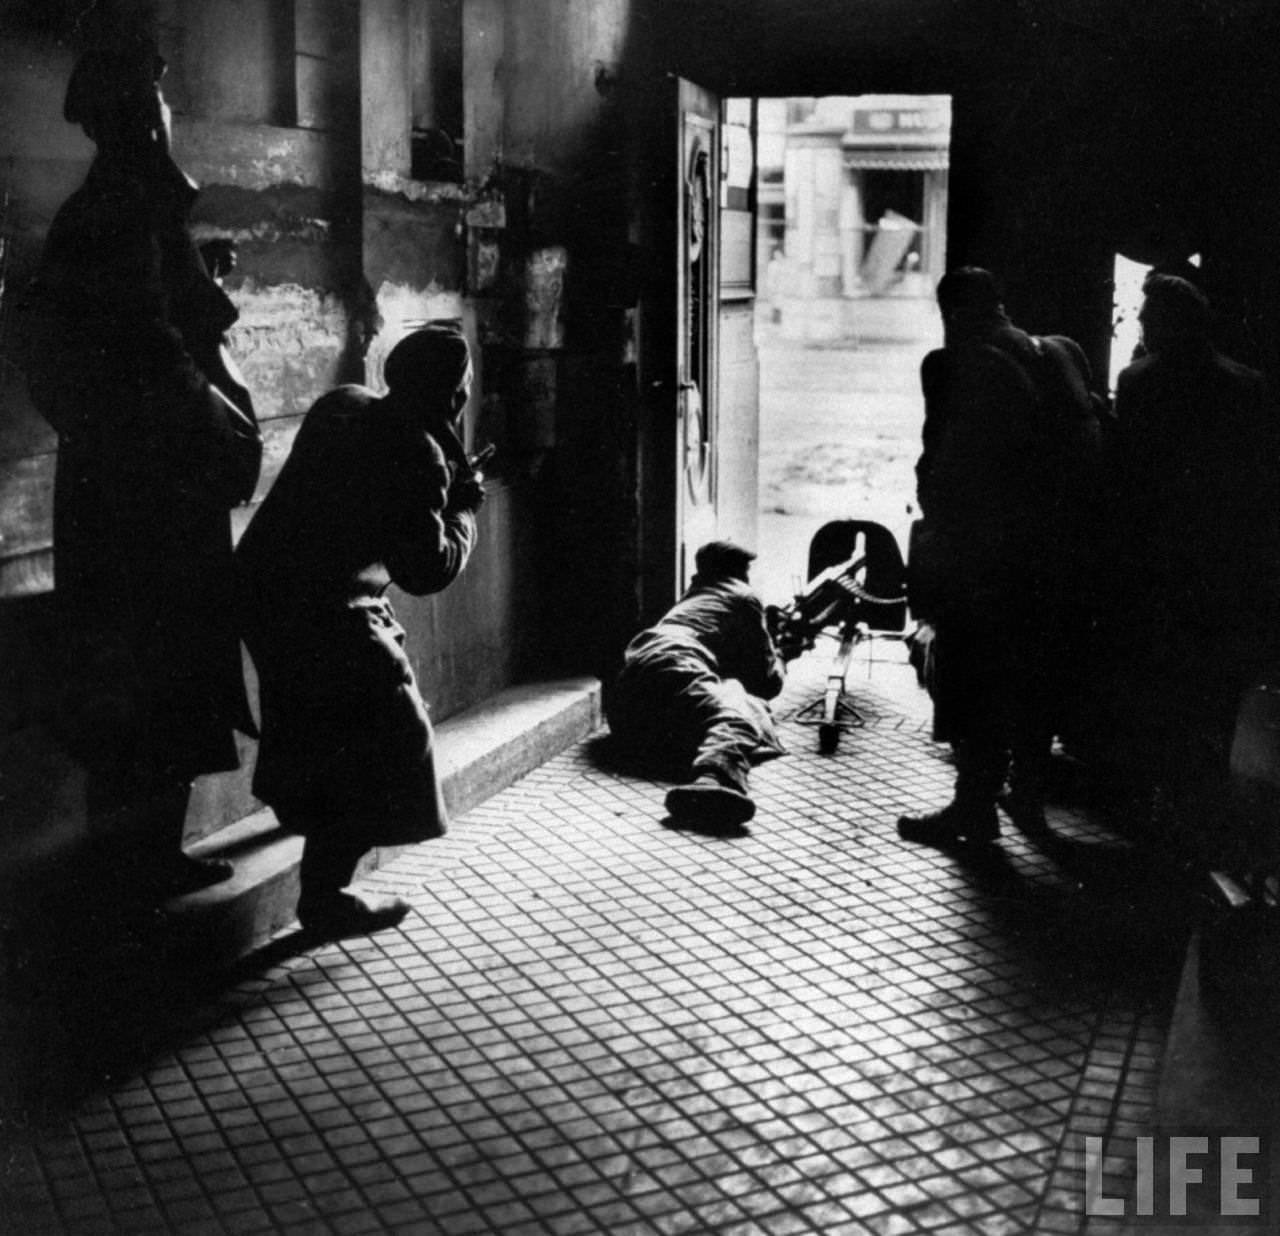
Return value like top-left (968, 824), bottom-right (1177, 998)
top-left (235, 385), bottom-right (477, 845)
top-left (914, 322), bottom-right (1101, 608)
top-left (1109, 340), bottom-right (1280, 731)
top-left (23, 154), bottom-right (260, 781)
top-left (911, 320), bottom-right (1102, 750)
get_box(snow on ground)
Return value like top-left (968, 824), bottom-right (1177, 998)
top-left (753, 296), bottom-right (940, 606)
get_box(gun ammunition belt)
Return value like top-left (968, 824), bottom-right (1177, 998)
top-left (845, 578), bottom-right (908, 607)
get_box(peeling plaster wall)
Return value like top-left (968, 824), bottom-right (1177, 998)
top-left (350, 1), bottom-right (536, 720)
top-left (357, 182), bottom-right (533, 717)
top-left (362, 192), bottom-right (466, 311)
top-left (227, 284), bottom-right (350, 425)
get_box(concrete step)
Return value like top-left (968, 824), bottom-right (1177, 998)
top-left (163, 676), bottom-right (602, 968)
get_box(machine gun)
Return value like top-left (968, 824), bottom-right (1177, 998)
top-left (767, 554), bottom-right (876, 662)
top-left (766, 520), bottom-right (908, 752)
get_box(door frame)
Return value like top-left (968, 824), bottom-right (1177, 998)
top-left (634, 76), bottom-right (760, 628)
top-left (674, 78), bottom-right (722, 594)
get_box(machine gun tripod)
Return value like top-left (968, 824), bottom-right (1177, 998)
top-left (767, 520), bottom-right (909, 753)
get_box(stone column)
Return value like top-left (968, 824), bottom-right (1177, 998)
top-left (839, 173), bottom-right (865, 297)
top-left (781, 119), bottom-right (847, 339)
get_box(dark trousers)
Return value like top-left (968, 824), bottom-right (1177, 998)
top-left (277, 812), bottom-right (371, 912)
top-left (934, 583), bottom-right (1080, 806)
top-left (1100, 613), bottom-right (1247, 841)
top-left (608, 644), bottom-right (763, 794)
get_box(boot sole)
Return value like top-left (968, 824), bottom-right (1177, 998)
top-left (665, 784), bottom-right (756, 826)
top-left (897, 816), bottom-right (999, 846)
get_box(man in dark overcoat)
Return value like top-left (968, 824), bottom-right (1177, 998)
top-left (899, 267), bottom-right (1102, 845)
top-left (607, 541), bottom-right (786, 829)
top-left (236, 324), bottom-right (484, 938)
top-left (23, 36), bottom-right (261, 895)
top-left (1107, 274), bottom-right (1280, 840)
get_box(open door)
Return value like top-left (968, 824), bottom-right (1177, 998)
top-left (675, 79), bottom-right (720, 590)
top-left (674, 82), bottom-right (760, 593)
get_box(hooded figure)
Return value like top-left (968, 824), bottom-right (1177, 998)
top-left (236, 323), bottom-right (485, 938)
top-left (23, 35), bottom-right (261, 895)
top-left (607, 540), bottom-right (786, 830)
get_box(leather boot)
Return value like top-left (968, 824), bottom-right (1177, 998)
top-left (665, 774), bottom-right (756, 827)
top-left (298, 892), bottom-right (412, 939)
top-left (897, 798), bottom-right (1000, 845)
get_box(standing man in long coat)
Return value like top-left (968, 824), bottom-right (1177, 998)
top-left (236, 324), bottom-right (484, 938)
top-left (898, 267), bottom-right (1101, 845)
top-left (1107, 274), bottom-right (1280, 842)
top-left (23, 35), bottom-right (262, 895)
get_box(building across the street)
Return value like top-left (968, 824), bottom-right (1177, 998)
top-left (759, 95), bottom-right (951, 339)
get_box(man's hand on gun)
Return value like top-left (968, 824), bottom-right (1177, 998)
top-left (766, 553), bottom-right (872, 664)
top-left (447, 444), bottom-right (496, 515)
top-left (767, 603), bottom-right (813, 663)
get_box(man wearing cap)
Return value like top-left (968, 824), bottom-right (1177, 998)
top-left (898, 266), bottom-right (1101, 846)
top-left (607, 541), bottom-right (786, 828)
top-left (236, 323), bottom-right (485, 938)
top-left (1106, 275), bottom-right (1280, 840)
top-left (22, 34), bottom-right (261, 895)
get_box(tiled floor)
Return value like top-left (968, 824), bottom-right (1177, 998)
top-left (0, 651), bottom-right (1189, 1235)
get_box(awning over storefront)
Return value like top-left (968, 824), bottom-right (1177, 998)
top-left (843, 149), bottom-right (949, 171)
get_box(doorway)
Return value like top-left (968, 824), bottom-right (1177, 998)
top-left (748, 94), bottom-right (952, 606)
top-left (1108, 252), bottom-right (1202, 396)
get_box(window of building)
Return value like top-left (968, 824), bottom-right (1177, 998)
top-left (155, 0), bottom-right (355, 133)
top-left (408, 0), bottom-right (463, 182)
top-left (294, 0), bottom-right (358, 132)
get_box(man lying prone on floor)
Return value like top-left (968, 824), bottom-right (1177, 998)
top-left (606, 541), bottom-right (787, 828)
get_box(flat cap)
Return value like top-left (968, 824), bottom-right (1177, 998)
top-left (695, 539), bottom-right (756, 578)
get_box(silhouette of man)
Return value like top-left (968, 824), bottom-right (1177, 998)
top-left (1107, 275), bottom-right (1280, 842)
top-left (237, 324), bottom-right (484, 939)
top-left (23, 35), bottom-right (261, 895)
top-left (899, 267), bottom-right (1101, 845)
